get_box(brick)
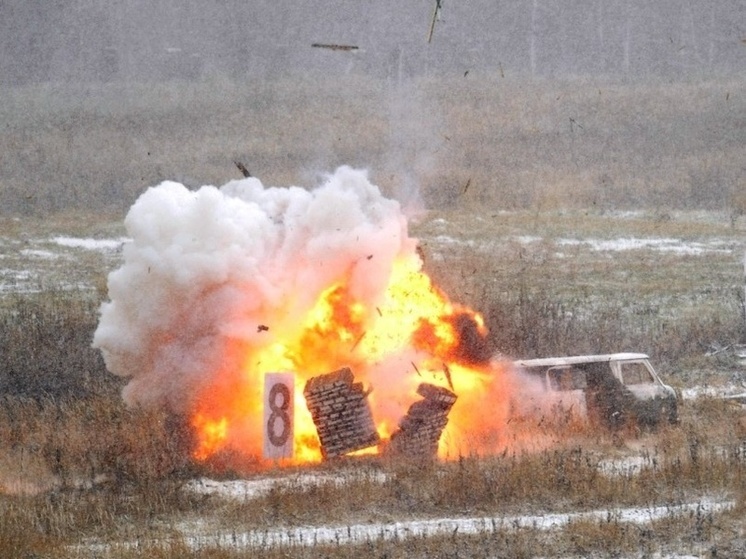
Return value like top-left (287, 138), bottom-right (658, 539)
top-left (388, 383), bottom-right (457, 459)
top-left (304, 367), bottom-right (380, 458)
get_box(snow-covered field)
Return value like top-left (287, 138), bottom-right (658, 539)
top-left (2, 228), bottom-right (742, 293)
top-left (0, 233), bottom-right (128, 293)
top-left (74, 467), bottom-right (736, 555)
top-left (174, 498), bottom-right (734, 550)
top-left (428, 233), bottom-right (741, 257)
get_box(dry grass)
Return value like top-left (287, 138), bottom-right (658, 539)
top-left (0, 393), bottom-right (743, 557)
top-left (1, 74), bottom-right (744, 217)
top-left (0, 292), bottom-right (114, 399)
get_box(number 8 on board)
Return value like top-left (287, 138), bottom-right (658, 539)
top-left (263, 372), bottom-right (294, 459)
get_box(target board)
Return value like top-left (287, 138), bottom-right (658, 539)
top-left (263, 372), bottom-right (295, 459)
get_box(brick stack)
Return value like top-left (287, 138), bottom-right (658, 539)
top-left (388, 383), bottom-right (458, 458)
top-left (303, 367), bottom-right (380, 459)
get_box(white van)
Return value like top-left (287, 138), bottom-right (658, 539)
top-left (513, 353), bottom-right (678, 429)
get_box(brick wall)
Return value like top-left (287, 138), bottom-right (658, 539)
top-left (303, 367), bottom-right (380, 458)
top-left (388, 383), bottom-right (457, 459)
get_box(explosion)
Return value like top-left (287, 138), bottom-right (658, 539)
top-left (93, 166), bottom-right (517, 468)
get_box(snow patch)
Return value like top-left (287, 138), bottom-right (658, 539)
top-left (597, 455), bottom-right (652, 476)
top-left (680, 384), bottom-right (746, 401)
top-left (558, 237), bottom-right (735, 255)
top-left (82, 497), bottom-right (734, 552)
top-left (20, 249), bottom-right (58, 259)
top-left (185, 470), bottom-right (389, 501)
top-left (52, 236), bottom-right (129, 251)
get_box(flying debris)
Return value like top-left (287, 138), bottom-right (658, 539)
top-left (411, 361), bottom-right (421, 377)
top-left (427, 0), bottom-right (443, 43)
top-left (311, 43), bottom-right (359, 52)
top-left (442, 363), bottom-right (455, 392)
top-left (234, 161), bottom-right (251, 178)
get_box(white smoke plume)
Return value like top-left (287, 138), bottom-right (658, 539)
top-left (93, 166), bottom-right (416, 417)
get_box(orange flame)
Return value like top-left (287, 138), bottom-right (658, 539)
top-left (190, 253), bottom-right (507, 467)
top-left (191, 414), bottom-right (228, 461)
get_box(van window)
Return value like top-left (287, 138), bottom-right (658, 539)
top-left (620, 362), bottom-right (654, 385)
top-left (547, 366), bottom-right (587, 391)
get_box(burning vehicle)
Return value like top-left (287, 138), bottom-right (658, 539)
top-left (513, 353), bottom-right (679, 430)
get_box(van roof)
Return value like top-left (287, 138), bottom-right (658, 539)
top-left (513, 353), bottom-right (649, 368)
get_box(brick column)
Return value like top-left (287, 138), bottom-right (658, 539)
top-left (303, 367), bottom-right (380, 459)
top-left (388, 383), bottom-right (457, 459)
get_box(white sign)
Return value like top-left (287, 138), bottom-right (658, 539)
top-left (263, 372), bottom-right (295, 459)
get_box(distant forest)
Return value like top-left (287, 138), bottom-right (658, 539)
top-left (2, 0), bottom-right (744, 85)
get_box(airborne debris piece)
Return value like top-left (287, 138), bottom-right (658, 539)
top-left (388, 383), bottom-right (457, 458)
top-left (234, 161), bottom-right (251, 178)
top-left (411, 361), bottom-right (421, 377)
top-left (442, 363), bottom-right (455, 392)
top-left (304, 367), bottom-right (380, 459)
top-left (311, 43), bottom-right (359, 52)
top-left (427, 0), bottom-right (443, 43)
top-left (350, 331), bottom-right (366, 352)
